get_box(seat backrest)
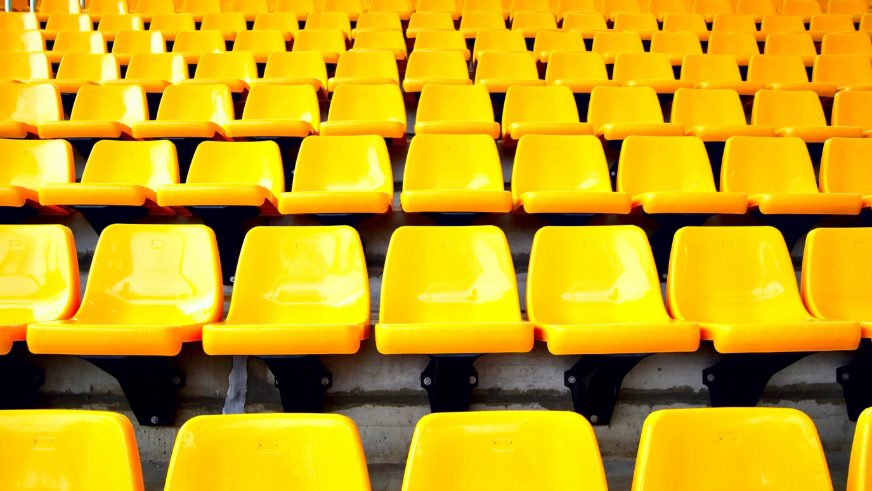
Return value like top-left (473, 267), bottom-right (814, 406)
top-left (827, 0), bottom-right (865, 14)
top-left (227, 0), bottom-right (270, 14)
top-left (613, 11), bottom-right (659, 32)
top-left (0, 53), bottom-right (52, 81)
top-left (69, 84), bottom-right (147, 125)
top-left (0, 12), bottom-right (40, 30)
top-left (631, 408), bottom-right (832, 491)
top-left (602, 0), bottom-right (643, 15)
top-left (832, 90), bottom-right (872, 131)
top-left (113, 31), bottom-right (166, 57)
top-left (751, 89), bottom-right (828, 128)
top-left (322, 0), bottom-right (364, 16)
top-left (355, 11), bottom-right (403, 31)
top-left (782, 0), bottom-right (822, 15)
top-left (802, 227), bottom-right (872, 323)
top-left (193, 52), bottom-right (258, 83)
top-left (613, 52), bottom-right (677, 82)
top-left (474, 51), bottom-right (539, 82)
top-left (648, 0), bottom-right (689, 17)
top-left (661, 12), bottom-right (708, 32)
top-left (736, 0), bottom-right (776, 16)
top-left (165, 414), bottom-right (370, 491)
top-left (649, 31), bottom-right (703, 58)
top-left (503, 85), bottom-right (580, 126)
top-left (588, 86), bottom-right (664, 128)
top-left (56, 53), bottom-right (119, 82)
top-left (545, 51), bottom-right (610, 82)
top-left (333, 50), bottom-right (399, 83)
top-left (291, 29), bottom-right (347, 58)
top-left (693, 0), bottom-right (732, 15)
top-left (0, 83), bottom-right (63, 125)
top-left (0, 410), bottom-right (143, 490)
top-left (511, 11), bottom-right (558, 33)
top-left (760, 12), bottom-right (805, 32)
top-left (171, 30), bottom-right (226, 55)
top-left (252, 12), bottom-right (300, 32)
top-left (562, 11), bottom-right (608, 31)
top-left (87, 0), bottom-right (128, 15)
top-left (813, 54), bottom-right (872, 87)
top-left (186, 141), bottom-right (284, 198)
top-left (667, 225), bottom-right (811, 323)
top-left (0, 30), bottom-right (44, 53)
top-left (404, 134), bottom-right (504, 191)
top-left (155, 84), bottom-right (234, 124)
top-left (52, 31), bottom-right (107, 54)
top-left (241, 85), bottom-right (319, 131)
top-left (528, 225), bottom-right (670, 324)
top-left (821, 32), bottom-right (872, 54)
top-left (179, 0), bottom-right (222, 14)
top-left (416, 84), bottom-right (495, 123)
top-left (533, 30), bottom-right (585, 57)
top-left (511, 134), bottom-right (614, 199)
top-left (722, 135), bottom-right (818, 194)
top-left (272, 0), bottom-right (317, 16)
top-left (747, 54), bottom-right (810, 84)
top-left (472, 29), bottom-right (527, 61)
top-left (617, 135), bottom-right (718, 194)
top-left (75, 223), bottom-right (222, 326)
top-left (326, 84), bottom-right (405, 124)
top-left (810, 12), bottom-right (854, 32)
top-left (764, 31), bottom-right (816, 57)
top-left (707, 31), bottom-right (759, 57)
top-left (98, 13), bottom-right (145, 33)
top-left (45, 13), bottom-right (92, 32)
top-left (404, 50), bottom-right (469, 82)
top-left (671, 88), bottom-right (748, 127)
top-left (848, 407), bottom-right (872, 491)
top-left (380, 225), bottom-right (522, 323)
top-left (39, 0), bottom-right (81, 15)
top-left (407, 11), bottom-right (456, 31)
top-left (201, 12), bottom-right (248, 32)
top-left (712, 12), bottom-right (757, 32)
top-left (304, 11), bottom-right (352, 32)
top-left (133, 0), bottom-right (176, 16)
top-left (414, 29), bottom-right (468, 51)
top-left (680, 53), bottom-right (743, 83)
top-left (148, 13), bottom-right (196, 34)
top-left (351, 29), bottom-right (407, 55)
top-left (291, 135), bottom-right (392, 193)
top-left (82, 140), bottom-right (179, 189)
top-left (0, 139), bottom-right (73, 190)
top-left (262, 51), bottom-right (328, 86)
top-left (591, 31), bottom-right (645, 55)
top-left (819, 138), bottom-right (872, 195)
top-left (125, 53), bottom-right (188, 83)
top-left (402, 411), bottom-right (607, 491)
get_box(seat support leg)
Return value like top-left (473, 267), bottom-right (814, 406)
top-left (838, 338), bottom-right (872, 421)
top-left (0, 343), bottom-right (44, 408)
top-left (703, 352), bottom-right (808, 407)
top-left (565, 354), bottom-right (646, 426)
top-left (85, 356), bottom-right (185, 426)
top-left (260, 355), bottom-right (333, 413)
top-left (422, 355), bottom-right (480, 413)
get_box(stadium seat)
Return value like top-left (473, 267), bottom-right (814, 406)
top-left (305, 12), bottom-right (352, 39)
top-left (692, 0), bottom-right (732, 20)
top-left (601, 0), bottom-right (643, 20)
top-left (111, 31), bottom-right (166, 65)
top-left (401, 134), bottom-right (512, 213)
top-left (631, 408), bottom-right (833, 490)
top-left (132, 0), bottom-right (175, 21)
top-left (0, 83), bottom-right (63, 138)
top-left (130, 84), bottom-right (233, 139)
top-left (819, 138), bottom-right (872, 206)
top-left (171, 30), bottom-right (226, 64)
top-left (808, 13), bottom-right (855, 41)
top-left (751, 89), bottom-right (864, 141)
top-left (707, 31), bottom-right (758, 65)
top-left (849, 407), bottom-right (872, 491)
top-left (201, 12), bottom-right (248, 41)
top-left (862, 12), bottom-right (872, 30)
top-left (459, 11), bottom-right (507, 38)
top-left (226, 0), bottom-right (270, 20)
top-left (85, 0), bottom-right (128, 20)
top-left (0, 139), bottom-right (74, 209)
top-left (736, 0), bottom-right (776, 20)
top-left (667, 225), bottom-right (860, 352)
top-left (679, 54), bottom-right (760, 95)
top-left (0, 12), bottom-right (39, 30)
top-left (821, 32), bottom-right (872, 54)
top-left (545, 52), bottom-right (618, 93)
top-left (416, 0), bottom-right (461, 19)
top-left (591, 31), bottom-right (644, 63)
top-left (376, 225), bottom-right (532, 353)
top-left (232, 30), bottom-right (287, 63)
top-left (368, 0), bottom-right (413, 19)
top-left (462, 0), bottom-right (509, 17)
top-left (38, 0), bottom-right (82, 22)
top-left (812, 54), bottom-right (872, 91)
top-left (224, 84), bottom-right (319, 138)
top-left (712, 13), bottom-right (764, 40)
top-left (511, 134), bottom-right (632, 214)
top-left (252, 13), bottom-right (299, 40)
top-left (272, 0), bottom-right (317, 19)
top-left (0, 53), bottom-right (52, 84)
top-left (826, 0), bottom-right (865, 18)
top-left (97, 14), bottom-right (144, 41)
top-left (562, 12), bottom-right (609, 39)
top-left (403, 50), bottom-right (471, 92)
top-left (649, 31), bottom-right (703, 65)
top-left (764, 32), bottom-right (818, 67)
top-left (648, 0), bottom-right (689, 20)
top-left (747, 54), bottom-right (837, 96)
top-left (49, 31), bottom-right (107, 64)
top-left (532, 30), bottom-right (585, 63)
top-left (588, 86), bottom-right (684, 140)
top-left (722, 136), bottom-right (862, 214)
top-left (322, 0), bottom-right (365, 21)
top-left (43, 13), bottom-right (92, 42)
top-left (164, 414), bottom-right (370, 490)
top-left (613, 12), bottom-right (659, 40)
top-left (556, 0), bottom-right (598, 20)
top-left (278, 135), bottom-right (393, 214)
top-left (510, 0), bottom-right (552, 15)
top-left (661, 13), bottom-right (709, 40)
top-left (49, 53), bottom-right (119, 94)
top-left (179, 0), bottom-right (221, 20)
top-left (832, 91), bottom-right (872, 136)
top-left (291, 29), bottom-right (346, 63)
top-left (328, 50), bottom-right (399, 91)
top-left (108, 53), bottom-right (188, 92)
top-left (672, 88), bottom-right (774, 141)
top-left (37, 85), bottom-right (147, 139)
top-left (27, 223), bottom-right (223, 356)
top-left (613, 52), bottom-right (693, 93)
top-left (760, 12), bottom-right (806, 33)
top-left (256, 51), bottom-right (328, 93)
top-left (501, 85), bottom-right (592, 140)
top-left (406, 12), bottom-right (456, 37)
top-left (0, 410), bottom-right (144, 490)
top-left (475, 51), bottom-right (544, 92)
top-left (353, 11), bottom-right (403, 35)
top-left (471, 30), bottom-right (527, 62)
top-left (511, 11), bottom-right (558, 38)
top-left (414, 84), bottom-right (500, 137)
top-left (148, 13), bottom-right (196, 41)
top-left (351, 30), bottom-right (408, 60)
top-left (402, 411), bottom-right (606, 491)
top-left (37, 140), bottom-right (178, 211)
top-left (319, 84), bottom-right (406, 138)
top-left (413, 30), bottom-right (471, 60)
top-left (181, 52), bottom-right (257, 92)
top-left (782, 0), bottom-right (822, 20)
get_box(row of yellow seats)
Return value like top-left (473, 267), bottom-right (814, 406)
top-left (3, 406), bottom-right (870, 490)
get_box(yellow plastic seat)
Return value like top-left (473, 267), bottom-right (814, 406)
top-left (781, 0), bottom-right (821, 20)
top-left (180, 52), bottom-right (257, 93)
top-left (588, 86), bottom-right (685, 140)
top-left (752, 89), bottom-right (864, 141)
top-left (0, 12), bottom-right (39, 30)
top-left (706, 31), bottom-right (758, 65)
top-left (826, 0), bottom-right (865, 19)
top-left (556, 0), bottom-right (597, 19)
top-left (808, 12), bottom-right (854, 41)
top-left (403, 50), bottom-right (471, 92)
top-left (462, 0), bottom-right (509, 17)
top-left (43, 13), bottom-right (92, 42)
top-left (672, 88), bottom-right (774, 141)
top-left (369, 0), bottom-right (413, 19)
top-left (848, 407), bottom-right (872, 491)
top-left (49, 53), bottom-right (119, 93)
top-left (502, 85), bottom-right (592, 140)
top-left (613, 52), bottom-right (693, 93)
top-left (0, 410), bottom-right (143, 490)
top-left (662, 13), bottom-right (709, 40)
top-left (416, 0), bottom-right (461, 19)
top-left (819, 138), bottom-right (872, 207)
top-left (722, 135), bottom-right (863, 214)
top-left (763, 32), bottom-right (817, 67)
top-left (414, 84), bottom-right (500, 137)
top-left (821, 32), bottom-right (872, 54)
top-left (111, 31), bottom-right (165, 65)
top-left (49, 31), bottom-right (107, 64)
top-left (278, 135), bottom-right (392, 214)
top-left (413, 30), bottom-right (471, 60)
top-left (130, 84), bottom-right (232, 139)
top-left (0, 53), bottom-right (52, 84)
top-left (200, 12), bottom-right (248, 41)
top-left (224, 84), bottom-right (319, 138)
top-left (328, 50), bottom-right (398, 91)
top-left (171, 30), bottom-right (226, 64)
top-left (667, 225), bottom-right (860, 352)
top-left (257, 51), bottom-right (328, 93)
top-left (832, 91), bottom-right (872, 136)
top-left (164, 414), bottom-right (369, 491)
top-left (545, 51), bottom-right (618, 93)
top-left (203, 226), bottom-right (369, 354)
top-left (617, 135), bottom-right (748, 213)
top-left (511, 134), bottom-right (632, 213)
top-left (108, 53), bottom-right (188, 92)
top-left (38, 140), bottom-right (178, 209)
top-left (601, 0), bottom-right (642, 21)
top-left (0, 139), bottom-right (73, 209)
top-left (631, 408), bottom-right (834, 490)
top-left (736, 0), bottom-right (776, 20)
top-left (511, 11), bottom-right (558, 38)
top-left (27, 224), bottom-right (223, 356)
top-left (97, 13), bottom-right (144, 41)
top-left (812, 54), bottom-right (872, 91)
top-left (272, 0), bottom-right (317, 19)
top-left (232, 30), bottom-right (287, 63)
top-left (353, 11), bottom-right (403, 35)
top-left (155, 141), bottom-right (282, 214)
top-left (760, 12), bottom-right (806, 33)
top-left (351, 29), bottom-right (407, 60)
top-left (562, 12), bottom-right (608, 39)
top-left (38, 85), bottom-right (146, 139)
top-left (227, 0), bottom-right (269, 20)
top-left (179, 0), bottom-right (221, 20)
top-left (292, 29), bottom-right (346, 63)
top-left (862, 12), bottom-right (872, 31)
top-left (148, 13), bottom-right (196, 41)
top-left (532, 30), bottom-right (584, 63)
top-left (458, 11), bottom-right (507, 39)
top-left (321, 0), bottom-right (364, 21)
top-left (376, 226), bottom-right (533, 354)
top-left (37, 0), bottom-right (81, 21)
top-left (613, 12), bottom-right (659, 40)
top-left (692, 0), bottom-right (732, 21)
top-left (85, 0), bottom-right (128, 20)
top-left (591, 31), bottom-right (644, 63)
top-left (132, 0), bottom-right (175, 22)
top-left (679, 53), bottom-right (761, 95)
top-left (648, 0), bottom-right (688, 21)
top-left (475, 51), bottom-right (544, 92)
top-left (510, 0), bottom-right (552, 15)
top-left (406, 12), bottom-right (455, 37)
top-left (472, 29), bottom-right (527, 62)
top-left (712, 13), bottom-right (764, 40)
top-left (747, 54), bottom-right (837, 96)
top-left (401, 134), bottom-right (512, 212)
top-left (319, 84), bottom-right (406, 138)
top-left (0, 84), bottom-right (63, 139)
top-left (528, 226), bottom-right (698, 354)
top-left (649, 31), bottom-right (702, 65)
top-left (252, 12), bottom-right (299, 41)
top-left (305, 11), bottom-right (352, 39)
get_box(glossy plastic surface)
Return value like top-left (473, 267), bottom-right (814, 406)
top-left (764, 32), bottom-right (818, 66)
top-left (613, 12), bottom-right (659, 40)
top-left (0, 83), bottom-right (63, 138)
top-left (49, 31), bottom-right (107, 64)
top-left (112, 31), bottom-right (166, 65)
top-left (225, 84), bottom-right (319, 138)
top-left (201, 12), bottom-right (247, 40)
top-left (545, 52), bottom-right (619, 93)
top-left (0, 53), bottom-right (51, 83)
top-left (148, 13), bottom-right (196, 40)
top-left (131, 84), bottom-right (233, 139)
top-left (183, 52), bottom-right (257, 92)
top-left (406, 12), bottom-right (455, 37)
top-left (512, 11), bottom-right (556, 38)
top-left (501, 85), bottom-right (592, 140)
top-left (259, 51), bottom-right (328, 93)
top-left (812, 54), bottom-right (872, 91)
top-left (0, 139), bottom-right (73, 207)
top-left (588, 86), bottom-right (685, 140)
top-left (320, 84), bottom-right (406, 138)
top-left (832, 90), bottom-right (872, 134)
top-left (750, 54), bottom-right (837, 96)
top-left (352, 30), bottom-right (407, 60)
top-left (532, 30), bottom-right (584, 63)
top-left (328, 50), bottom-right (399, 91)
top-left (98, 14), bottom-right (145, 41)
top-left (475, 51), bottom-right (545, 93)
top-left (231, 30), bottom-right (286, 63)
top-left (591, 31), bottom-right (644, 63)
top-left (0, 31), bottom-right (44, 53)
top-left (252, 12), bottom-right (300, 40)
top-left (403, 50), bottom-right (470, 92)
top-left (820, 138), bottom-right (872, 208)
top-left (562, 12), bottom-right (608, 38)
top-left (414, 84), bottom-right (499, 137)
top-left (751, 89), bottom-right (864, 142)
top-left (649, 31), bottom-right (703, 65)
top-left (112, 53), bottom-right (188, 92)
top-left (472, 30), bottom-right (527, 62)
top-left (413, 30), bottom-right (470, 60)
top-left (52, 53), bottom-right (119, 93)
top-left (671, 88), bottom-right (775, 141)
top-left (305, 12), bottom-right (352, 38)
top-left (171, 30), bottom-right (225, 64)
top-left (707, 31), bottom-right (759, 64)
top-left (680, 54), bottom-right (761, 95)
top-left (613, 52), bottom-right (693, 93)
top-left (848, 407), bottom-right (872, 491)
top-left (38, 84), bottom-right (147, 139)
top-left (821, 32), bottom-right (872, 54)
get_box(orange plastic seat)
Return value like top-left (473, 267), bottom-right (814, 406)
top-left (403, 50), bottom-right (471, 92)
top-left (826, 0), bottom-right (865, 18)
top-left (376, 226), bottom-right (533, 355)
top-left (328, 50), bottom-right (399, 91)
top-left (544, 52), bottom-right (618, 93)
top-left (475, 51), bottom-right (544, 92)
top-left (413, 30), bottom-right (471, 60)
top-left (649, 31), bottom-right (703, 65)
top-left (601, 0), bottom-right (643, 21)
top-left (692, 0), bottom-right (732, 21)
top-left (821, 32), bottom-right (872, 54)
top-left (0, 53), bottom-right (52, 84)
top-left (226, 0), bottom-right (270, 20)
top-left (662, 13), bottom-right (709, 40)
top-left (401, 134), bottom-right (513, 213)
top-left (291, 29), bottom-right (346, 63)
top-left (414, 84), bottom-right (500, 137)
top-left (319, 84), bottom-right (406, 138)
top-left (416, 0), bottom-right (462, 19)
top-left (252, 12), bottom-right (299, 41)
top-left (272, 0), bottom-right (317, 19)
top-left (305, 12), bottom-right (352, 39)
top-left (458, 11), bottom-right (507, 39)
top-left (462, 0), bottom-right (509, 17)
top-left (613, 52), bottom-right (693, 93)
top-left (108, 53), bottom-right (188, 92)
top-left (37, 0), bottom-right (82, 21)
top-left (679, 53), bottom-right (761, 95)
top-left (38, 85), bottom-right (146, 139)
top-left (501, 85), bottom-right (592, 140)
top-left (617, 135), bottom-right (748, 213)
top-left (557, 0), bottom-right (598, 20)
top-left (351, 29), bottom-right (407, 60)
top-left (257, 51), bottom-right (328, 93)
top-left (132, 0), bottom-right (175, 21)
top-left (532, 30), bottom-right (585, 63)
top-left (369, 0), bottom-right (413, 19)
top-left (819, 138), bottom-right (872, 207)
top-left (736, 0), bottom-right (775, 20)
top-left (722, 136), bottom-right (863, 214)
top-left (353, 11), bottom-right (403, 35)
top-left (751, 89), bottom-right (864, 141)
top-left (406, 12), bottom-right (455, 37)
top-left (85, 0), bottom-right (128, 20)
top-left (171, 30), bottom-right (225, 64)
top-left (760, 12), bottom-right (806, 33)
top-left (278, 135), bottom-right (393, 214)
top-left (49, 31), bottom-right (107, 64)
top-left (562, 12), bottom-right (609, 39)
top-left (224, 84), bottom-right (319, 138)
top-left (528, 225), bottom-right (698, 354)
top-left (321, 0), bottom-right (364, 21)
top-left (232, 30), bottom-right (287, 63)
top-left (43, 13), bottom-right (92, 42)
top-left (0, 83), bottom-right (63, 139)
top-left (812, 54), bottom-right (872, 91)
top-left (591, 31), bottom-right (644, 63)
top-left (201, 12), bottom-right (248, 41)
top-left (179, 0), bottom-right (221, 20)
top-left (511, 11), bottom-right (558, 38)
top-left (111, 31), bottom-right (166, 65)
top-left (712, 13), bottom-right (764, 40)
top-left (148, 13), bottom-right (196, 41)
top-left (0, 12), bottom-right (39, 30)
top-left (27, 224), bottom-right (223, 356)
top-left (471, 29), bottom-right (527, 62)
top-left (781, 0), bottom-right (821, 20)
top-left (832, 91), bottom-right (872, 136)
top-left (672, 88), bottom-right (774, 141)
top-left (613, 12), bottom-right (659, 40)
top-left (510, 0), bottom-right (552, 15)
top-left (763, 32), bottom-right (817, 66)
top-left (808, 13), bottom-right (855, 41)
top-left (181, 52), bottom-right (257, 93)
top-left (97, 14), bottom-right (144, 41)
top-left (588, 86), bottom-right (684, 140)
top-left (511, 134), bottom-right (632, 214)
top-left (48, 53), bottom-right (119, 94)
top-left (747, 54), bottom-right (837, 96)
top-left (130, 84), bottom-right (233, 139)
top-left (648, 0), bottom-right (688, 20)
top-left (849, 408), bottom-right (872, 490)
top-left (0, 139), bottom-right (74, 208)
top-left (707, 31), bottom-right (758, 65)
